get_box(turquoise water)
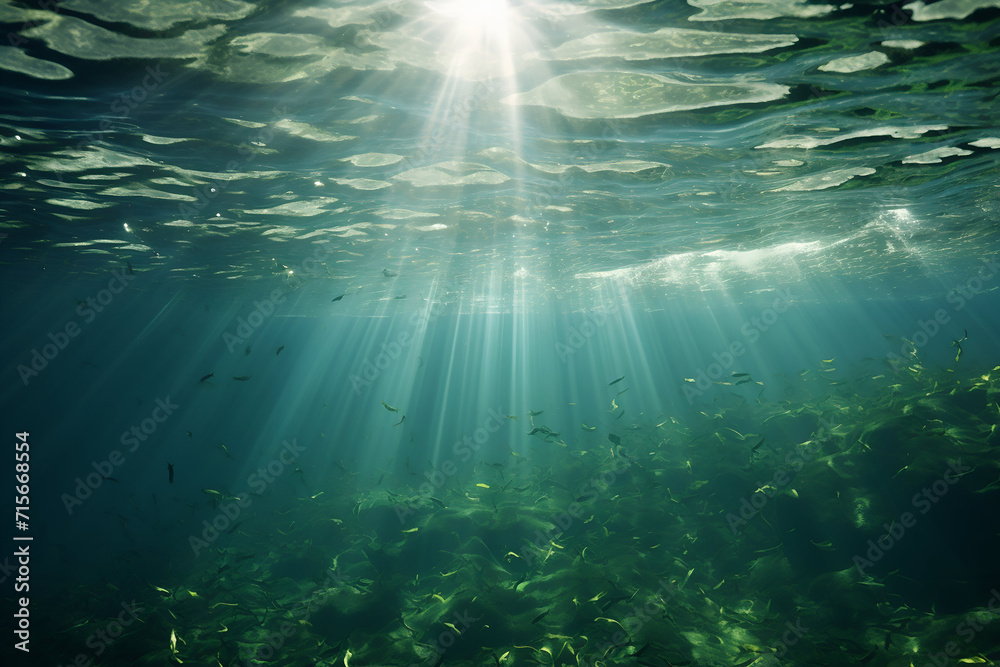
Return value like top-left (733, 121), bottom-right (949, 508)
top-left (2, 0), bottom-right (1000, 665)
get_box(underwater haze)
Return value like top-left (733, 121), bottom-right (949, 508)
top-left (2, 0), bottom-right (1000, 665)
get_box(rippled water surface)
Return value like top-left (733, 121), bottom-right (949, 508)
top-left (3, 0), bottom-right (999, 310)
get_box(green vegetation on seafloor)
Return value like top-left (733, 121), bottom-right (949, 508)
top-left (43, 353), bottom-right (1000, 666)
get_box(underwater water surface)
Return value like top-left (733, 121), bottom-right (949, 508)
top-left (2, 0), bottom-right (1000, 665)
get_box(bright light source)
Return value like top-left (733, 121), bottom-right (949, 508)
top-left (458, 0), bottom-right (511, 34)
top-left (423, 0), bottom-right (523, 80)
top-left (426, 0), bottom-right (512, 37)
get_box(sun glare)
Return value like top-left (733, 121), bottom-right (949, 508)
top-left (414, 0), bottom-right (531, 166)
top-left (427, 0), bottom-right (513, 38)
top-left (424, 0), bottom-right (523, 80)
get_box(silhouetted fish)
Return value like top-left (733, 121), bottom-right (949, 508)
top-left (952, 328), bottom-right (968, 362)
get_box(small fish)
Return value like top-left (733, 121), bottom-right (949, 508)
top-left (527, 410), bottom-right (544, 417)
top-left (382, 400), bottom-right (401, 412)
top-left (731, 372), bottom-right (750, 378)
top-left (952, 329), bottom-right (968, 362)
top-left (276, 345), bottom-right (284, 356)
top-left (199, 372), bottom-right (214, 383)
top-left (531, 610), bottom-right (549, 624)
top-left (608, 375), bottom-right (625, 386)
top-left (245, 345), bottom-right (251, 356)
top-left (126, 260), bottom-right (134, 275)
top-left (383, 268), bottom-right (397, 277)
top-left (394, 294), bottom-right (406, 299)
top-left (608, 433), bottom-right (621, 446)
top-left (394, 414), bottom-right (406, 426)
top-left (581, 424), bottom-right (596, 431)
top-left (810, 538), bottom-right (835, 551)
top-left (609, 398), bottom-right (618, 411)
top-left (186, 431), bottom-right (193, 438)
top-left (167, 463), bottom-right (174, 484)
top-left (232, 375), bottom-right (252, 381)
top-left (151, 583), bottom-right (172, 597)
top-left (505, 414), bottom-right (520, 420)
top-left (331, 294), bottom-right (345, 302)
